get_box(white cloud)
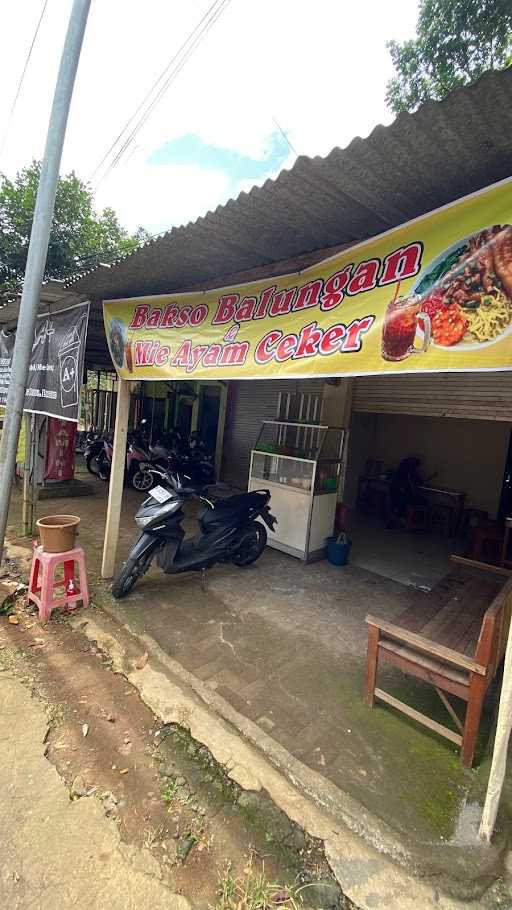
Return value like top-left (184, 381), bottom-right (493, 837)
top-left (98, 161), bottom-right (232, 234)
top-left (0, 0), bottom-right (418, 233)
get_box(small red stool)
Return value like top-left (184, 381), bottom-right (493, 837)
top-left (28, 545), bottom-right (89, 621)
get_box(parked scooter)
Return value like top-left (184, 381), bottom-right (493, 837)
top-left (144, 430), bottom-right (215, 490)
top-left (77, 426), bottom-right (99, 454)
top-left (85, 430), bottom-right (155, 491)
top-left (111, 469), bottom-right (276, 599)
top-left (84, 432), bottom-right (109, 477)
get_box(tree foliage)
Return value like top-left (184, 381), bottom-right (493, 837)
top-left (0, 161), bottom-right (149, 303)
top-left (386, 0), bottom-right (512, 114)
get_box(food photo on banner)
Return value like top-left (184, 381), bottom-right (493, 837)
top-left (103, 178), bottom-right (512, 381)
top-left (0, 302), bottom-right (89, 422)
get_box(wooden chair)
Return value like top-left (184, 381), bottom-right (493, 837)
top-left (365, 566), bottom-right (512, 767)
top-left (405, 502), bottom-right (429, 532)
top-left (501, 517), bottom-right (512, 569)
top-left (471, 522), bottom-right (504, 565)
top-left (430, 503), bottom-right (454, 537)
top-left (460, 508), bottom-right (488, 537)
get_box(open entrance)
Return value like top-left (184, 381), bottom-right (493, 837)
top-left (344, 373), bottom-right (512, 590)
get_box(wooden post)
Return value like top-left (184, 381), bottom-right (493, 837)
top-left (215, 383), bottom-right (228, 481)
top-left (101, 379), bottom-right (130, 579)
top-left (191, 382), bottom-right (200, 433)
top-left (22, 415), bottom-right (33, 537)
top-left (22, 414), bottom-right (39, 537)
top-left (479, 618), bottom-right (512, 841)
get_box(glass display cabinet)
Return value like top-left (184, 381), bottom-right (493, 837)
top-left (248, 420), bottom-right (345, 561)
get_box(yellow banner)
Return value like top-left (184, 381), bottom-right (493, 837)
top-left (104, 179), bottom-right (512, 381)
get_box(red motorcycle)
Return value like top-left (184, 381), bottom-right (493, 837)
top-left (85, 431), bottom-right (154, 492)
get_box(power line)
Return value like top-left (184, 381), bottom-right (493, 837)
top-left (96, 0), bottom-right (231, 188)
top-left (89, 0), bottom-right (223, 183)
top-left (93, 0), bottom-right (231, 190)
top-left (272, 116), bottom-right (298, 158)
top-left (0, 0), bottom-right (49, 160)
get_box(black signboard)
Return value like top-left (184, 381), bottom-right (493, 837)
top-left (0, 302), bottom-right (89, 422)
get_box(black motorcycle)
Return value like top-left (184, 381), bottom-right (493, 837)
top-left (146, 430), bottom-right (215, 490)
top-left (84, 431), bottom-right (107, 477)
top-left (111, 471), bottom-right (276, 599)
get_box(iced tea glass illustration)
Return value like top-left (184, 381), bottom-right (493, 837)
top-left (381, 295), bottom-right (431, 362)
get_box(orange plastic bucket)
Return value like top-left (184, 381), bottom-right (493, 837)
top-left (36, 515), bottom-right (80, 553)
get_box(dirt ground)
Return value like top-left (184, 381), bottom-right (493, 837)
top-left (0, 590), bottom-right (351, 910)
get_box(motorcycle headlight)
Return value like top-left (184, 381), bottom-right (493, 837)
top-left (135, 516), bottom-right (153, 528)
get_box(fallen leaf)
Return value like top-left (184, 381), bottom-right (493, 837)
top-left (135, 652), bottom-right (148, 670)
top-left (82, 724), bottom-right (89, 738)
top-left (8, 615), bottom-right (19, 625)
top-left (119, 768), bottom-right (129, 775)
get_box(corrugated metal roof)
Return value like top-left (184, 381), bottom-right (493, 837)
top-left (0, 280), bottom-right (81, 325)
top-left (69, 68), bottom-right (512, 301)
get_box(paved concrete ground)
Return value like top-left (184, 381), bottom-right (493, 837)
top-left (6, 470), bottom-right (512, 896)
top-left (0, 674), bottom-right (189, 910)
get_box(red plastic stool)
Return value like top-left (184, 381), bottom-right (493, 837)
top-left (28, 545), bottom-right (89, 621)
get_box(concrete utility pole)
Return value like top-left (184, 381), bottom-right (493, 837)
top-left (0, 0), bottom-right (91, 558)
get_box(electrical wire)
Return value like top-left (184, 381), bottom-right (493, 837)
top-left (272, 116), bottom-right (298, 158)
top-left (96, 0), bottom-right (231, 188)
top-left (93, 0), bottom-right (231, 190)
top-left (0, 0), bottom-right (49, 160)
top-left (89, 0), bottom-right (223, 183)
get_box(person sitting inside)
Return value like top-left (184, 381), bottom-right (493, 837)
top-left (389, 456), bottom-right (432, 527)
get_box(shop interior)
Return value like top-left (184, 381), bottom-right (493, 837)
top-left (344, 411), bottom-right (512, 590)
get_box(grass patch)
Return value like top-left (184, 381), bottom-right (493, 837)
top-left (161, 778), bottom-right (180, 804)
top-left (215, 857), bottom-right (303, 910)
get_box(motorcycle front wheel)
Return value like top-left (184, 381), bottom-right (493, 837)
top-left (111, 546), bottom-right (158, 599)
top-left (231, 521), bottom-right (267, 567)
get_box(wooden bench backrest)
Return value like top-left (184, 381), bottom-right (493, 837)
top-left (475, 578), bottom-right (512, 679)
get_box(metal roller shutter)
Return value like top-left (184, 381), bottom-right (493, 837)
top-left (352, 372), bottom-right (512, 421)
top-left (222, 379), bottom-right (324, 488)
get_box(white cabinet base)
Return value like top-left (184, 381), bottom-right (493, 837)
top-left (248, 478), bottom-right (336, 561)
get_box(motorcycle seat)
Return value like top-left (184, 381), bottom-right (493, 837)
top-left (200, 491), bottom-right (267, 528)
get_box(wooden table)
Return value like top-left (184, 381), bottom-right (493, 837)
top-left (357, 475), bottom-right (466, 535)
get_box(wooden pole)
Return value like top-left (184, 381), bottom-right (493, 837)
top-left (215, 384), bottom-right (227, 481)
top-left (101, 379), bottom-right (130, 579)
top-left (22, 415), bottom-right (33, 537)
top-left (479, 617), bottom-right (512, 841)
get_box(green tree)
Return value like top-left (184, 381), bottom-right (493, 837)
top-left (0, 161), bottom-right (149, 303)
top-left (386, 0), bottom-right (512, 114)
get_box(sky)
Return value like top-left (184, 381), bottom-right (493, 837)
top-left (0, 1), bottom-right (418, 238)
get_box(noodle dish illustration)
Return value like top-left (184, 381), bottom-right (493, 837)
top-left (411, 225), bottom-right (512, 349)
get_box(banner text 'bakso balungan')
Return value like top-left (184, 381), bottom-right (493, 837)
top-left (103, 180), bottom-right (512, 380)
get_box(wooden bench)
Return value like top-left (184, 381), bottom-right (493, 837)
top-left (365, 563), bottom-right (512, 767)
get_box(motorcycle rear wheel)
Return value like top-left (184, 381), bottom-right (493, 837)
top-left (86, 453), bottom-right (102, 476)
top-left (129, 464), bottom-right (153, 492)
top-left (231, 522), bottom-right (267, 567)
